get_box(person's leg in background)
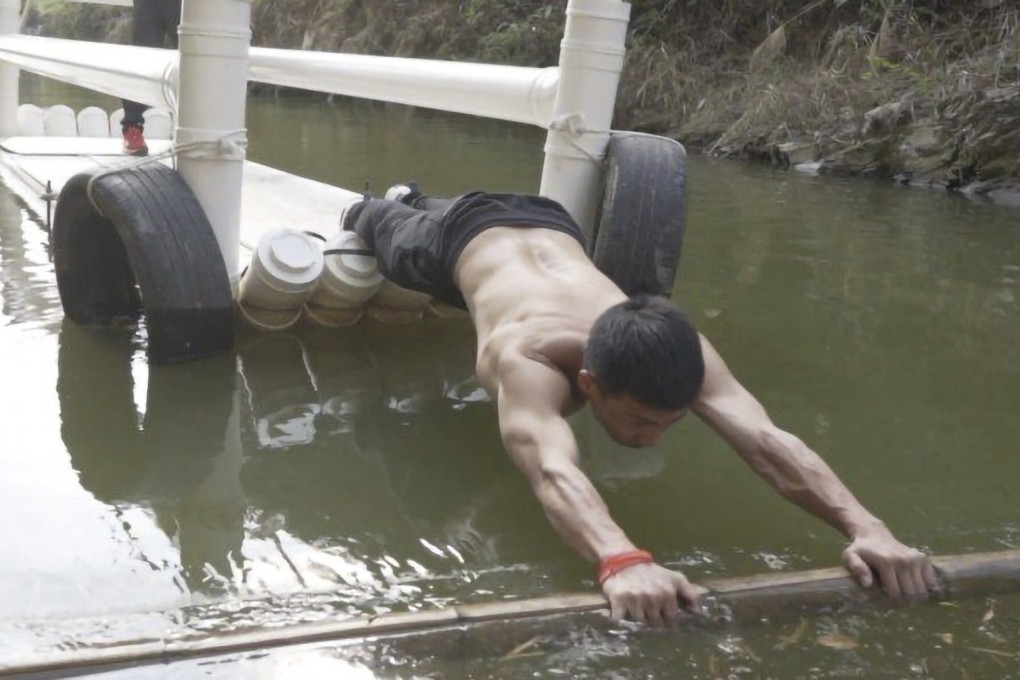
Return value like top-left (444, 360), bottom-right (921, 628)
top-left (157, 0), bottom-right (182, 49)
top-left (121, 0), bottom-right (180, 155)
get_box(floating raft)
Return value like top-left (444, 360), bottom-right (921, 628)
top-left (2, 549), bottom-right (1018, 677)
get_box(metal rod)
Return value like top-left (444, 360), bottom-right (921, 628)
top-left (1, 549), bottom-right (1017, 677)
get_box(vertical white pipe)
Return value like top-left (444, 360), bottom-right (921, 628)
top-left (539, 0), bottom-right (630, 240)
top-left (0, 0), bottom-right (20, 138)
top-left (176, 0), bottom-right (250, 289)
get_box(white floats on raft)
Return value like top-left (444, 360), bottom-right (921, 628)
top-left (238, 228), bottom-right (325, 331)
top-left (14, 103), bottom-right (174, 140)
top-left (237, 227), bottom-right (428, 332)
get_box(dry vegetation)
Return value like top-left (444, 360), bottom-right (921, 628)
top-left (30, 0), bottom-right (1020, 189)
top-left (614, 3), bottom-right (1018, 127)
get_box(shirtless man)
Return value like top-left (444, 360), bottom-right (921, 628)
top-left (341, 187), bottom-right (940, 626)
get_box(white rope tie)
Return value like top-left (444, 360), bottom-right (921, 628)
top-left (548, 114), bottom-right (675, 164)
top-left (548, 112), bottom-right (608, 164)
top-left (85, 129), bottom-right (248, 215)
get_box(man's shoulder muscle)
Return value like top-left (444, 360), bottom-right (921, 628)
top-left (495, 345), bottom-right (583, 415)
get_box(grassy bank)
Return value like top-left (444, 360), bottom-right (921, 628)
top-left (29, 0), bottom-right (1020, 200)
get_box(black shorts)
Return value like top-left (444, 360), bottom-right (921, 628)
top-left (346, 192), bottom-right (587, 309)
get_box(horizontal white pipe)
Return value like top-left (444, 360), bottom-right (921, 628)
top-left (0, 36), bottom-right (560, 129)
top-left (0, 34), bottom-right (177, 110)
top-left (248, 47), bottom-right (559, 128)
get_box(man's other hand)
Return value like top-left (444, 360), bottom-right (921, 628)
top-left (843, 528), bottom-right (941, 598)
top-left (602, 563), bottom-right (706, 626)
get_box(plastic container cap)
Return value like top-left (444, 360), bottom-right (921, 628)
top-left (257, 229), bottom-right (325, 294)
top-left (239, 228), bottom-right (325, 315)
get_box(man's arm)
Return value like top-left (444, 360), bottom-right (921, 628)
top-left (495, 352), bottom-right (703, 625)
top-left (692, 335), bottom-right (939, 597)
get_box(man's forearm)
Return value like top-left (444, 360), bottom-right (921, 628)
top-left (531, 460), bottom-right (637, 562)
top-left (753, 428), bottom-right (889, 539)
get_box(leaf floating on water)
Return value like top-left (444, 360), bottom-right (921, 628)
top-left (985, 631), bottom-right (1008, 644)
top-left (501, 636), bottom-right (542, 661)
top-left (936, 633), bottom-right (954, 645)
top-left (704, 309), bottom-right (723, 319)
top-left (734, 640), bottom-right (761, 663)
top-left (774, 618), bottom-right (810, 650)
top-left (967, 646), bottom-right (1016, 659)
top-left (816, 633), bottom-right (859, 650)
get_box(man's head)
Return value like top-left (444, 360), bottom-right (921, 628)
top-left (579, 295), bottom-right (705, 448)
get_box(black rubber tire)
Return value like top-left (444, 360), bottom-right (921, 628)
top-left (590, 132), bottom-right (688, 297)
top-left (52, 163), bottom-right (235, 363)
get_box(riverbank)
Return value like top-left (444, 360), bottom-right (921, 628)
top-left (28, 0), bottom-right (1020, 205)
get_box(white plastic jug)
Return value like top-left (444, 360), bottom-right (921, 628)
top-left (308, 231), bottom-right (384, 310)
top-left (240, 229), bottom-right (325, 310)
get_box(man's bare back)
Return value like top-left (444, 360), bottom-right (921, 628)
top-left (455, 226), bottom-right (626, 399)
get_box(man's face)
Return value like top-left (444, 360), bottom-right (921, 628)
top-left (579, 371), bottom-right (687, 448)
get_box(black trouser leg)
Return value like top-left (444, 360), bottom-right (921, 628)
top-left (122, 0), bottom-right (181, 129)
top-left (347, 200), bottom-right (444, 289)
top-left (344, 196), bottom-right (472, 305)
top-left (407, 194), bottom-right (456, 212)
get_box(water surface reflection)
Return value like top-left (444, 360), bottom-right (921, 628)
top-left (54, 317), bottom-right (570, 640)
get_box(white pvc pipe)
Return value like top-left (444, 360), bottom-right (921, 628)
top-left (539, 0), bottom-right (630, 236)
top-left (0, 0), bottom-right (19, 138)
top-left (248, 48), bottom-right (559, 129)
top-left (175, 0), bottom-right (250, 288)
top-left (0, 36), bottom-right (560, 130)
top-left (0, 35), bottom-right (177, 110)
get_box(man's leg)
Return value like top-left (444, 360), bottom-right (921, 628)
top-left (385, 182), bottom-right (457, 213)
top-left (121, 0), bottom-right (167, 154)
top-left (158, 0), bottom-right (182, 49)
top-left (132, 0), bottom-right (171, 48)
top-left (341, 198), bottom-right (452, 302)
top-left (121, 100), bottom-right (148, 130)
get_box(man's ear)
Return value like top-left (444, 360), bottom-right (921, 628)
top-left (577, 369), bottom-right (597, 397)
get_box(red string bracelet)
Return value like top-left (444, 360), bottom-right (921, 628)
top-left (598, 549), bottom-right (655, 585)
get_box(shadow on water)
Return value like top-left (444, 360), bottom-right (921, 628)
top-left (57, 320), bottom-right (244, 594)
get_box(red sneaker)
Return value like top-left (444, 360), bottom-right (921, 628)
top-left (122, 124), bottom-right (149, 156)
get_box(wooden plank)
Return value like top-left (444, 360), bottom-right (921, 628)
top-left (1, 549), bottom-right (1018, 677)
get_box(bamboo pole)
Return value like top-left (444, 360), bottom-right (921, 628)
top-left (1, 549), bottom-right (1018, 677)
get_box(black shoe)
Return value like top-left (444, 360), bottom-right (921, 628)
top-left (338, 188), bottom-right (372, 231)
top-left (384, 181), bottom-right (422, 205)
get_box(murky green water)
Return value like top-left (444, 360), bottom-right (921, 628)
top-left (1, 77), bottom-right (1018, 677)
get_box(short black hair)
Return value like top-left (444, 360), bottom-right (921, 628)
top-left (584, 295), bottom-right (704, 410)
